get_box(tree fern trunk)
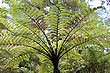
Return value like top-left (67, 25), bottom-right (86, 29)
top-left (52, 56), bottom-right (60, 73)
top-left (53, 63), bottom-right (60, 73)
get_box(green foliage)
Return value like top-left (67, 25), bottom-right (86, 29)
top-left (0, 0), bottom-right (110, 73)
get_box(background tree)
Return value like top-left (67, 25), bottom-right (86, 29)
top-left (0, 0), bottom-right (110, 73)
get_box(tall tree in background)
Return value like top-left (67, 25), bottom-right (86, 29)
top-left (0, 0), bottom-right (110, 73)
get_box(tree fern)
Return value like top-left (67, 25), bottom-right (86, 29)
top-left (0, 0), bottom-right (110, 73)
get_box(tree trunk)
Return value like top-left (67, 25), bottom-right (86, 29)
top-left (53, 63), bottom-right (60, 73)
top-left (52, 56), bottom-right (60, 73)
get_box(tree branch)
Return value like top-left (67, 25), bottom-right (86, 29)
top-left (55, 6), bottom-right (60, 55)
top-left (5, 26), bottom-right (52, 58)
top-left (1, 43), bottom-right (50, 58)
top-left (59, 35), bottom-right (101, 59)
top-left (26, 14), bottom-right (54, 56)
top-left (58, 14), bottom-right (88, 57)
top-left (9, 17), bottom-right (52, 57)
top-left (58, 25), bottom-right (84, 56)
